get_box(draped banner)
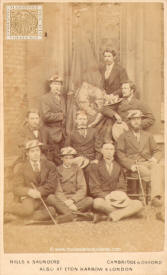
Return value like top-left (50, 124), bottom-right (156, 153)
top-left (66, 11), bottom-right (102, 135)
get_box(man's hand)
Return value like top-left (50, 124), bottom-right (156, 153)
top-left (130, 165), bottom-right (137, 172)
top-left (65, 199), bottom-right (74, 206)
top-left (114, 113), bottom-right (122, 123)
top-left (27, 188), bottom-right (41, 199)
top-left (90, 159), bottom-right (99, 164)
top-left (65, 199), bottom-right (78, 211)
top-left (69, 204), bottom-right (78, 212)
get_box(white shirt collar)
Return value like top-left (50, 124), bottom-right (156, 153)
top-left (30, 160), bottom-right (40, 171)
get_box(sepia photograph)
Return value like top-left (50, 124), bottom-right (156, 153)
top-left (2, 0), bottom-right (165, 259)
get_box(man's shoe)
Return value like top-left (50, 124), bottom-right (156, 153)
top-left (76, 212), bottom-right (94, 222)
top-left (4, 213), bottom-right (18, 223)
top-left (156, 211), bottom-right (165, 222)
top-left (93, 213), bottom-right (108, 223)
top-left (151, 197), bottom-right (163, 208)
top-left (24, 219), bottom-right (54, 225)
top-left (56, 214), bottom-right (74, 224)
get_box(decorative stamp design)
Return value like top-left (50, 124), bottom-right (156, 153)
top-left (6, 5), bottom-right (42, 39)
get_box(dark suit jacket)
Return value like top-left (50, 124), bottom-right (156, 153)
top-left (14, 158), bottom-right (59, 198)
top-left (40, 92), bottom-right (66, 143)
top-left (40, 92), bottom-right (66, 125)
top-left (88, 159), bottom-right (127, 198)
top-left (117, 96), bottom-right (155, 129)
top-left (116, 130), bottom-right (161, 170)
top-left (18, 123), bottom-right (49, 148)
top-left (66, 128), bottom-right (102, 160)
top-left (100, 63), bottom-right (128, 96)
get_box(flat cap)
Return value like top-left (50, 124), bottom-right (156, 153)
top-left (60, 147), bottom-right (77, 156)
top-left (127, 109), bottom-right (143, 119)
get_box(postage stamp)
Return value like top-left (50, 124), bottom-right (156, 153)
top-left (6, 5), bottom-right (42, 39)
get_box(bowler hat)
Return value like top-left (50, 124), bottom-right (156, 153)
top-left (127, 109), bottom-right (143, 119)
top-left (25, 140), bottom-right (43, 150)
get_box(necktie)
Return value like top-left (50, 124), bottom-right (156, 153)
top-left (33, 161), bottom-right (40, 172)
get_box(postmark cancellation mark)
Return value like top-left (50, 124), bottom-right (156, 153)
top-left (6, 5), bottom-right (42, 39)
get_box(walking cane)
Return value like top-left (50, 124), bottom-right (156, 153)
top-left (30, 182), bottom-right (57, 225)
top-left (135, 161), bottom-right (147, 207)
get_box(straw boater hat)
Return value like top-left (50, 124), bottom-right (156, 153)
top-left (48, 74), bottom-right (63, 84)
top-left (60, 147), bottom-right (77, 156)
top-left (25, 140), bottom-right (43, 150)
top-left (127, 109), bottom-right (144, 119)
top-left (105, 191), bottom-right (130, 208)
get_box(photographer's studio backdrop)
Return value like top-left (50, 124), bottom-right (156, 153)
top-left (3, 2), bottom-right (164, 156)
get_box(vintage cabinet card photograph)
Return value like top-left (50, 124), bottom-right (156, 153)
top-left (0, 0), bottom-right (167, 274)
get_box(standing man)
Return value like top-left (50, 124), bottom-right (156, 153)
top-left (40, 75), bottom-right (66, 165)
top-left (47, 147), bottom-right (93, 218)
top-left (100, 49), bottom-right (128, 96)
top-left (88, 142), bottom-right (143, 222)
top-left (117, 81), bottom-right (155, 129)
top-left (116, 110), bottom-right (163, 202)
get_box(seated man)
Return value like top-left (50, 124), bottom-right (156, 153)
top-left (88, 142), bottom-right (143, 222)
top-left (47, 147), bottom-right (93, 220)
top-left (66, 110), bottom-right (102, 166)
top-left (87, 81), bottom-right (155, 141)
top-left (13, 109), bottom-right (49, 173)
top-left (5, 140), bottom-right (72, 224)
top-left (117, 81), bottom-right (155, 129)
top-left (18, 109), bottom-right (48, 145)
top-left (116, 110), bottom-right (163, 202)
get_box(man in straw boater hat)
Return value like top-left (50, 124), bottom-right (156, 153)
top-left (116, 110), bottom-right (164, 206)
top-left (117, 81), bottom-right (155, 130)
top-left (40, 74), bottom-right (66, 165)
top-left (47, 146), bottom-right (94, 221)
top-left (87, 142), bottom-right (143, 223)
top-left (4, 140), bottom-right (74, 224)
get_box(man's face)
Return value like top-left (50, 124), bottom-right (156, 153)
top-left (122, 83), bottom-right (133, 98)
top-left (62, 155), bottom-right (74, 167)
top-left (104, 52), bottom-right (114, 65)
top-left (50, 81), bottom-right (62, 96)
top-left (76, 114), bottom-right (88, 129)
top-left (101, 143), bottom-right (115, 160)
top-left (28, 146), bottom-right (41, 162)
top-left (129, 117), bottom-right (142, 130)
top-left (28, 113), bottom-right (40, 129)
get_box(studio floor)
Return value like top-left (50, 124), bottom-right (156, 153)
top-left (3, 206), bottom-right (164, 253)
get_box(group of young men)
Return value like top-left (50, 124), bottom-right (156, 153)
top-left (4, 49), bottom-right (164, 224)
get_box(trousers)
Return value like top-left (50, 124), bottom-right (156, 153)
top-left (93, 197), bottom-right (143, 221)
